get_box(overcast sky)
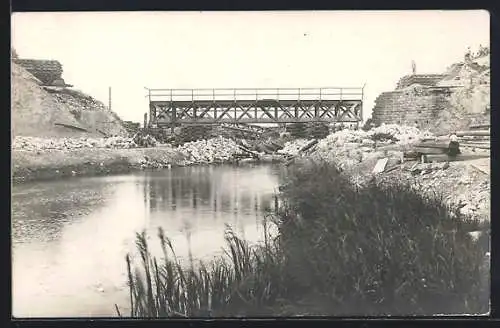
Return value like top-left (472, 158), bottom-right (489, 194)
top-left (12, 10), bottom-right (489, 123)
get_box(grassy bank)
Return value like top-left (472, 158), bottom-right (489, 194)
top-left (122, 160), bottom-right (490, 317)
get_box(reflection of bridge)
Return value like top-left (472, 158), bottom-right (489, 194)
top-left (143, 167), bottom-right (278, 216)
top-left (146, 87), bottom-right (364, 128)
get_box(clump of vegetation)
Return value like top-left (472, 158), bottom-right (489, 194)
top-left (362, 118), bottom-right (376, 131)
top-left (370, 132), bottom-right (397, 143)
top-left (278, 160), bottom-right (489, 315)
top-left (122, 222), bottom-right (288, 317)
top-left (122, 160), bottom-right (489, 317)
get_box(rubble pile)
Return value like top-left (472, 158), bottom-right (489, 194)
top-left (132, 133), bottom-right (159, 148)
top-left (50, 89), bottom-right (108, 112)
top-left (367, 124), bottom-right (434, 145)
top-left (373, 161), bottom-right (490, 221)
top-left (176, 137), bottom-right (243, 164)
top-left (313, 135), bottom-right (369, 170)
top-left (277, 125), bottom-right (433, 170)
top-left (277, 139), bottom-right (313, 156)
top-left (13, 136), bottom-right (139, 151)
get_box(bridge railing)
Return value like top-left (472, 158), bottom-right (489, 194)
top-left (147, 87), bottom-right (364, 102)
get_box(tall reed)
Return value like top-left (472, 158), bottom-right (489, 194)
top-left (121, 221), bottom-right (286, 317)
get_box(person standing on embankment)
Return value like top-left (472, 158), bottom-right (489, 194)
top-left (448, 133), bottom-right (460, 157)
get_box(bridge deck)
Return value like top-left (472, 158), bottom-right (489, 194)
top-left (148, 87), bottom-right (363, 102)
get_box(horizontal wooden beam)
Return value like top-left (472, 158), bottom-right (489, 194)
top-left (154, 117), bottom-right (360, 125)
top-left (150, 99), bottom-right (362, 107)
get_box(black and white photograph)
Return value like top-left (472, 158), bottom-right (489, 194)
top-left (11, 10), bottom-right (490, 318)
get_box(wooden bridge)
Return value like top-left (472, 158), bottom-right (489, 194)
top-left (146, 87), bottom-right (364, 129)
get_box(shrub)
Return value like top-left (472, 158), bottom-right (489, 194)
top-left (277, 160), bottom-right (489, 315)
top-left (362, 118), bottom-right (376, 131)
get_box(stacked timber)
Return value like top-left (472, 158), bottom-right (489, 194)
top-left (456, 129), bottom-right (490, 151)
top-left (404, 128), bottom-right (490, 162)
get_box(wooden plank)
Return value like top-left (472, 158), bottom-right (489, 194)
top-left (414, 142), bottom-right (450, 149)
top-left (424, 154), bottom-right (451, 162)
top-left (299, 139), bottom-right (319, 153)
top-left (460, 143), bottom-right (490, 149)
top-left (373, 158), bottom-right (389, 174)
top-left (54, 122), bottom-right (88, 132)
top-left (469, 124), bottom-right (490, 130)
top-left (96, 129), bottom-right (108, 137)
top-left (470, 163), bottom-right (490, 175)
top-left (456, 130), bottom-right (490, 137)
top-left (413, 147), bottom-right (448, 154)
top-left (238, 145), bottom-right (261, 159)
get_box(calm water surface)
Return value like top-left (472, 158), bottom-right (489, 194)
top-left (12, 164), bottom-right (283, 317)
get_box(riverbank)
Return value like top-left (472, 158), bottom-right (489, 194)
top-left (11, 136), bottom-right (263, 184)
top-left (12, 146), bottom-right (179, 183)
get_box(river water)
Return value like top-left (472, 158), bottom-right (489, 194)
top-left (12, 164), bottom-right (283, 318)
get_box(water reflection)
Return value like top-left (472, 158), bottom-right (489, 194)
top-left (142, 165), bottom-right (281, 262)
top-left (11, 179), bottom-right (115, 244)
top-left (12, 164), bottom-right (282, 317)
top-left (144, 165), bottom-right (278, 215)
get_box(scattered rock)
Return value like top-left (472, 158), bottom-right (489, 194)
top-left (13, 136), bottom-right (139, 151)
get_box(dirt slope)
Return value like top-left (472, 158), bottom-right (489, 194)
top-left (11, 61), bottom-right (127, 138)
top-left (434, 53), bottom-right (490, 132)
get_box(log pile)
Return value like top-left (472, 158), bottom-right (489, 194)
top-left (456, 129), bottom-right (490, 151)
top-left (403, 128), bottom-right (490, 163)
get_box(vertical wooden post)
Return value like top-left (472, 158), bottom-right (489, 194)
top-left (144, 113), bottom-right (148, 129)
top-left (171, 105), bottom-right (176, 134)
top-left (149, 103), bottom-right (155, 129)
top-left (108, 86), bottom-right (112, 110)
top-left (361, 84), bottom-right (366, 128)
